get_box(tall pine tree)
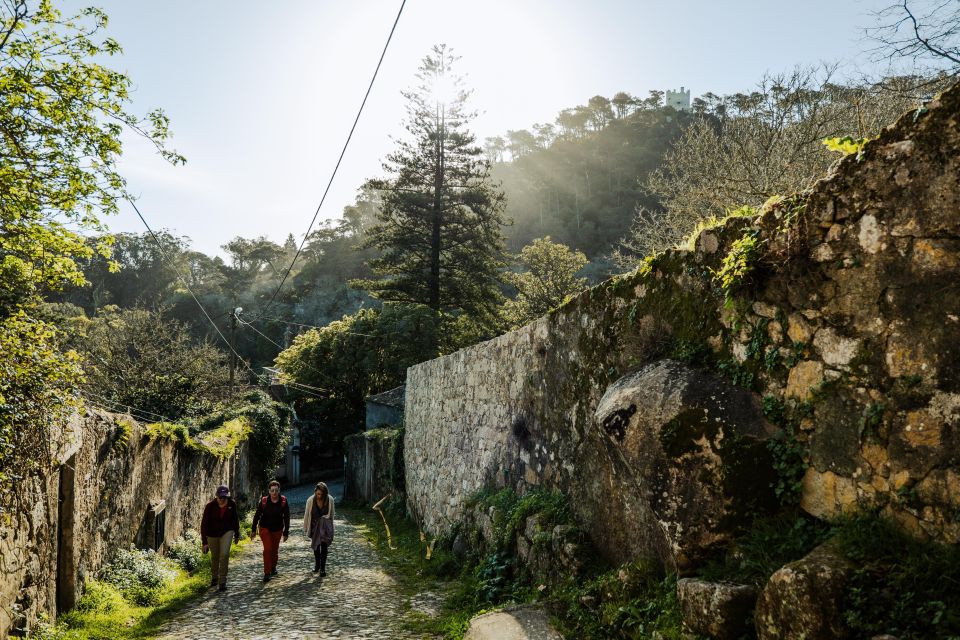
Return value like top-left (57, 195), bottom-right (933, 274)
top-left (354, 45), bottom-right (506, 329)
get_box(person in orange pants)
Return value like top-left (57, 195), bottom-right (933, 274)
top-left (251, 480), bottom-right (290, 582)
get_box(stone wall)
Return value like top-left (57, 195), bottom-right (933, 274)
top-left (344, 429), bottom-right (403, 504)
top-left (405, 84), bottom-right (960, 570)
top-left (1, 409), bottom-right (255, 638)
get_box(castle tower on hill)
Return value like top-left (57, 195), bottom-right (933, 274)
top-left (666, 86), bottom-right (691, 112)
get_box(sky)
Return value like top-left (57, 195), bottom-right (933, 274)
top-left (64, 0), bottom-right (895, 256)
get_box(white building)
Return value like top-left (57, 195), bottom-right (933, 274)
top-left (666, 86), bottom-right (691, 112)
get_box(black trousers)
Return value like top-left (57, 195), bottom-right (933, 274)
top-left (313, 543), bottom-right (329, 571)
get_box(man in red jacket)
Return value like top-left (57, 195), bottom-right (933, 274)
top-left (201, 485), bottom-right (241, 592)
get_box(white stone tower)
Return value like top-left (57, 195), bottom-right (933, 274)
top-left (666, 86), bottom-right (691, 112)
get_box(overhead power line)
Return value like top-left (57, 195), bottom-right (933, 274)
top-left (235, 312), bottom-right (335, 393)
top-left (79, 392), bottom-right (174, 425)
top-left (80, 389), bottom-right (173, 422)
top-left (128, 198), bottom-right (248, 367)
top-left (237, 314), bottom-right (287, 352)
top-left (255, 0), bottom-right (407, 320)
top-left (126, 199), bottom-right (331, 401)
top-left (253, 313), bottom-right (377, 337)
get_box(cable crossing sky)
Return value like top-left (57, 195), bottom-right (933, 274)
top-left (254, 0), bottom-right (407, 322)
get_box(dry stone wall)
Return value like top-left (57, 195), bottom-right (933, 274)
top-left (1, 409), bottom-right (255, 639)
top-left (405, 83), bottom-right (960, 570)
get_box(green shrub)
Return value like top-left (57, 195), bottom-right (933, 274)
top-left (27, 613), bottom-right (64, 640)
top-left (236, 391), bottom-right (291, 489)
top-left (552, 561), bottom-right (686, 640)
top-left (698, 511), bottom-right (831, 587)
top-left (712, 228), bottom-right (763, 304)
top-left (474, 550), bottom-right (523, 605)
top-left (767, 425), bottom-right (807, 506)
top-left (831, 514), bottom-right (960, 639)
top-left (166, 532), bottom-right (202, 572)
top-left (98, 547), bottom-right (176, 606)
top-left (74, 581), bottom-right (124, 614)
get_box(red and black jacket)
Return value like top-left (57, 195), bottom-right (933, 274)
top-left (200, 498), bottom-right (240, 544)
top-left (252, 494), bottom-right (290, 535)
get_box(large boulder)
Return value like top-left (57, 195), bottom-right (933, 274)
top-left (677, 578), bottom-right (756, 640)
top-left (463, 605), bottom-right (562, 640)
top-left (594, 359), bottom-right (778, 570)
top-left (755, 543), bottom-right (852, 640)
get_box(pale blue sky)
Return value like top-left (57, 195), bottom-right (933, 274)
top-left (67, 0), bottom-right (893, 255)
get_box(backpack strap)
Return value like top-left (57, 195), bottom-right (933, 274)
top-left (260, 495), bottom-right (268, 508)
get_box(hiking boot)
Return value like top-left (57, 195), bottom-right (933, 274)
top-left (313, 564), bottom-right (319, 573)
top-left (319, 570), bottom-right (327, 577)
top-left (218, 584), bottom-right (227, 592)
top-left (210, 577), bottom-right (218, 587)
top-left (270, 568), bottom-right (278, 576)
top-left (263, 574), bottom-right (271, 583)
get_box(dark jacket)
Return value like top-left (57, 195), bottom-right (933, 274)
top-left (200, 498), bottom-right (240, 544)
top-left (252, 494), bottom-right (290, 535)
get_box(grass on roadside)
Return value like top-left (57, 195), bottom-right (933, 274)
top-left (343, 500), bottom-right (473, 639)
top-left (35, 518), bottom-right (254, 640)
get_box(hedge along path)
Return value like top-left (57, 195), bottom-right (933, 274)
top-left (154, 484), bottom-right (425, 640)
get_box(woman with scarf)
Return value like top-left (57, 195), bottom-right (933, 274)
top-left (303, 481), bottom-right (335, 576)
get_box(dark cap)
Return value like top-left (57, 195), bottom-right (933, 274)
top-left (216, 485), bottom-right (230, 497)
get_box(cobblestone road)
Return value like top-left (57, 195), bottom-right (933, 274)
top-left (156, 482), bottom-right (427, 640)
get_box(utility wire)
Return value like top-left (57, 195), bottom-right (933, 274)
top-left (251, 313), bottom-right (378, 338)
top-left (235, 313), bottom-right (335, 394)
top-left (127, 198), bottom-right (276, 389)
top-left (80, 394), bottom-right (172, 425)
top-left (254, 0), bottom-right (407, 320)
top-left (237, 315), bottom-right (287, 352)
top-left (80, 389), bottom-right (174, 423)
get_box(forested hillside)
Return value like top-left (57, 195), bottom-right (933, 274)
top-left (487, 91), bottom-right (690, 257)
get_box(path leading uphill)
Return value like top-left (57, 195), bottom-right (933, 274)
top-left (156, 482), bottom-right (426, 640)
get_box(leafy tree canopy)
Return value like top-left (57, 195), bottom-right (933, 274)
top-left (75, 306), bottom-right (233, 421)
top-left (274, 303), bottom-right (437, 436)
top-left (0, 0), bottom-right (182, 310)
top-left (504, 237), bottom-right (588, 327)
top-left (0, 0), bottom-right (181, 506)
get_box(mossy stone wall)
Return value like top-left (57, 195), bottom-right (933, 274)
top-left (405, 84), bottom-right (960, 569)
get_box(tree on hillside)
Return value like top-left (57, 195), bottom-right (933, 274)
top-left (219, 236), bottom-right (284, 303)
top-left (613, 68), bottom-right (944, 265)
top-left (489, 89), bottom-right (687, 257)
top-left (57, 232), bottom-right (190, 312)
top-left (287, 185), bottom-right (380, 328)
top-left (504, 237), bottom-right (589, 327)
top-left (354, 44), bottom-right (507, 334)
top-left (612, 91), bottom-right (636, 119)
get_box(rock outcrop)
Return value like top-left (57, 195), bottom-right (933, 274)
top-left (594, 360), bottom-right (777, 569)
top-left (463, 605), bottom-right (562, 640)
top-left (755, 543), bottom-right (853, 640)
top-left (677, 578), bottom-right (757, 640)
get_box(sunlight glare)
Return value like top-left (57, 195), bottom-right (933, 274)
top-left (428, 73), bottom-right (459, 106)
